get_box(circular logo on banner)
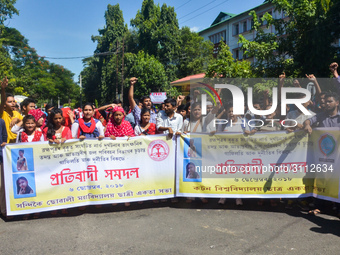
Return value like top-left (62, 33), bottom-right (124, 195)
top-left (318, 134), bottom-right (336, 157)
top-left (148, 140), bottom-right (169, 161)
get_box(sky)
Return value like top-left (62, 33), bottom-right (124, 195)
top-left (8, 0), bottom-right (264, 82)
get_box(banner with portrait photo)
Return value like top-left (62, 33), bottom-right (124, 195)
top-left (3, 135), bottom-right (175, 216)
top-left (176, 129), bottom-right (340, 201)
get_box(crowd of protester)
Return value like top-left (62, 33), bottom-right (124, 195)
top-left (0, 62), bottom-right (339, 219)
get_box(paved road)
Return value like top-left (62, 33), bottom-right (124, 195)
top-left (1, 199), bottom-right (339, 255)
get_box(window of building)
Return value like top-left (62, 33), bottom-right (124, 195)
top-left (234, 49), bottom-right (239, 60)
top-left (233, 24), bottom-right (239, 36)
top-left (243, 21), bottom-right (247, 32)
top-left (208, 30), bottom-right (226, 44)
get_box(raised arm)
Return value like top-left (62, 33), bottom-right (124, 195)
top-left (176, 95), bottom-right (185, 107)
top-left (0, 77), bottom-right (8, 117)
top-left (97, 103), bottom-right (117, 112)
top-left (330, 62), bottom-right (339, 78)
top-left (306, 74), bottom-right (321, 98)
top-left (128, 77), bottom-right (138, 110)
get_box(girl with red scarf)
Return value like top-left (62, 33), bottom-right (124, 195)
top-left (11, 109), bottom-right (47, 138)
top-left (44, 108), bottom-right (72, 143)
top-left (28, 109), bottom-right (46, 132)
top-left (105, 106), bottom-right (135, 139)
top-left (105, 106), bottom-right (134, 207)
top-left (134, 108), bottom-right (156, 136)
top-left (16, 115), bottom-right (45, 143)
top-left (71, 103), bottom-right (104, 139)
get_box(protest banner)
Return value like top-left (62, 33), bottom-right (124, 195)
top-left (176, 128), bottom-right (340, 201)
top-left (150, 92), bottom-right (167, 104)
top-left (4, 135), bottom-right (175, 216)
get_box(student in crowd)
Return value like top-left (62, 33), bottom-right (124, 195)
top-left (0, 77), bottom-right (23, 143)
top-left (184, 103), bottom-right (191, 120)
top-left (29, 109), bottom-right (46, 132)
top-left (15, 115), bottom-right (45, 143)
top-left (11, 108), bottom-right (47, 138)
top-left (45, 104), bottom-right (54, 116)
top-left (156, 98), bottom-right (183, 138)
top-left (285, 98), bottom-right (315, 132)
top-left (71, 103), bottom-right (104, 139)
top-left (303, 92), bottom-right (340, 215)
top-left (96, 102), bottom-right (119, 126)
top-left (156, 98), bottom-right (183, 203)
top-left (45, 108), bottom-right (72, 143)
top-left (182, 102), bottom-right (216, 133)
top-left (221, 104), bottom-right (255, 135)
top-left (20, 98), bottom-right (36, 116)
top-left (105, 105), bottom-right (134, 207)
top-left (105, 106), bottom-right (135, 140)
top-left (303, 92), bottom-right (340, 134)
top-left (176, 104), bottom-right (187, 119)
top-left (257, 106), bottom-right (282, 132)
top-left (0, 118), bottom-right (7, 217)
top-left (128, 77), bottom-right (156, 125)
top-left (134, 108), bottom-right (157, 136)
top-left (61, 107), bottom-right (73, 128)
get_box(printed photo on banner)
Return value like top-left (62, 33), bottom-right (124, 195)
top-left (13, 173), bottom-right (37, 199)
top-left (11, 148), bottom-right (34, 172)
top-left (184, 138), bottom-right (202, 159)
top-left (183, 159), bottom-right (202, 182)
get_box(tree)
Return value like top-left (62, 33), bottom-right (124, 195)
top-left (124, 51), bottom-right (172, 102)
top-left (131, 1), bottom-right (181, 82)
top-left (239, 0), bottom-right (340, 77)
top-left (130, 0), bottom-right (161, 57)
top-left (89, 4), bottom-right (129, 104)
top-left (0, 0), bottom-right (18, 26)
top-left (205, 40), bottom-right (252, 80)
top-left (177, 27), bottom-right (214, 78)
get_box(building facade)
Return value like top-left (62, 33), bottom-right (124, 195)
top-left (199, 2), bottom-right (286, 61)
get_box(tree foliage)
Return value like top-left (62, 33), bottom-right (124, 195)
top-left (82, 0), bottom-right (213, 105)
top-left (240, 0), bottom-right (340, 77)
top-left (0, 25), bottom-right (79, 106)
top-left (205, 40), bottom-right (252, 80)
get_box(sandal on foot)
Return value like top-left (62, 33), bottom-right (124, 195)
top-left (308, 209), bottom-right (320, 215)
top-left (218, 198), bottom-right (226, 205)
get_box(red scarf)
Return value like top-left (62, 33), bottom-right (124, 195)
top-left (28, 109), bottom-right (46, 130)
top-left (21, 130), bottom-right (43, 142)
top-left (77, 118), bottom-right (96, 138)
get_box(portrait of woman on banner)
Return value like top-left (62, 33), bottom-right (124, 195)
top-left (16, 176), bottom-right (34, 195)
